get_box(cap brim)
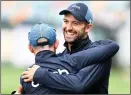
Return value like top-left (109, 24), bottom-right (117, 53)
top-left (59, 10), bottom-right (72, 15)
top-left (59, 9), bottom-right (86, 22)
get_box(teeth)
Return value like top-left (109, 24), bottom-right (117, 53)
top-left (67, 32), bottom-right (75, 35)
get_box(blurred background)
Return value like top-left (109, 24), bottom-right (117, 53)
top-left (1, 1), bottom-right (130, 94)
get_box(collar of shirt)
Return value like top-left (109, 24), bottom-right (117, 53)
top-left (64, 36), bottom-right (92, 54)
top-left (35, 50), bottom-right (56, 64)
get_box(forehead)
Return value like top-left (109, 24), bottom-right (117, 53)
top-left (63, 13), bottom-right (79, 22)
top-left (63, 13), bottom-right (87, 25)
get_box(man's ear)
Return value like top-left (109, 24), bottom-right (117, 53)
top-left (54, 39), bottom-right (59, 50)
top-left (85, 24), bottom-right (93, 33)
top-left (28, 44), bottom-right (34, 53)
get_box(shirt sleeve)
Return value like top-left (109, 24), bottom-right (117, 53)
top-left (70, 40), bottom-right (119, 69)
top-left (34, 63), bottom-right (106, 93)
top-left (33, 40), bottom-right (119, 92)
top-left (56, 40), bottom-right (119, 70)
top-left (20, 76), bottom-right (25, 94)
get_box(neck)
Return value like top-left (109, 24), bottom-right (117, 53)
top-left (68, 43), bottom-right (72, 52)
top-left (66, 35), bottom-right (89, 52)
top-left (34, 46), bottom-right (54, 55)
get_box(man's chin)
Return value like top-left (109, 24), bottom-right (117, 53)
top-left (65, 39), bottom-right (75, 43)
top-left (65, 37), bottom-right (76, 42)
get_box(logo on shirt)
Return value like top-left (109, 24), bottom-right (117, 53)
top-left (53, 69), bottom-right (69, 75)
top-left (31, 69), bottom-right (69, 88)
top-left (31, 81), bottom-right (39, 87)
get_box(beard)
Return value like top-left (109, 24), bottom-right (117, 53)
top-left (64, 32), bottom-right (88, 45)
top-left (63, 26), bottom-right (87, 44)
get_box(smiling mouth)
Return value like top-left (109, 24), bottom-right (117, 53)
top-left (66, 31), bottom-right (76, 36)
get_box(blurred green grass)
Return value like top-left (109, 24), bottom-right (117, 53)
top-left (1, 63), bottom-right (25, 94)
top-left (109, 68), bottom-right (130, 94)
top-left (1, 63), bottom-right (130, 94)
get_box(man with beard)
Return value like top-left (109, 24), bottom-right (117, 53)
top-left (21, 3), bottom-right (119, 94)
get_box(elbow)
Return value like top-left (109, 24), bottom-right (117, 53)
top-left (107, 39), bottom-right (120, 52)
top-left (109, 43), bottom-right (120, 58)
top-left (117, 44), bottom-right (120, 51)
top-left (113, 43), bottom-right (120, 53)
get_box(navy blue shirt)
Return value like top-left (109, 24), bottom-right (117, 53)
top-left (20, 39), bottom-right (119, 94)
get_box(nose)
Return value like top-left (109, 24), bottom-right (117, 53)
top-left (66, 24), bottom-right (73, 31)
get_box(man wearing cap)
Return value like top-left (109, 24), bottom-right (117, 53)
top-left (13, 22), bottom-right (119, 94)
top-left (21, 3), bottom-right (119, 94)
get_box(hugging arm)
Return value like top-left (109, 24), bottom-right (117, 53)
top-left (33, 40), bottom-right (119, 92)
top-left (69, 40), bottom-right (119, 69)
top-left (34, 63), bottom-right (106, 93)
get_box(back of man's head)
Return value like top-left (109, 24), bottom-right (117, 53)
top-left (28, 23), bottom-right (56, 53)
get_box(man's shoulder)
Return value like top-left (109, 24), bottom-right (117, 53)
top-left (89, 39), bottom-right (115, 48)
top-left (56, 49), bottom-right (67, 56)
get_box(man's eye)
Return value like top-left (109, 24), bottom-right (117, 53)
top-left (74, 22), bottom-right (79, 25)
top-left (64, 20), bottom-right (68, 23)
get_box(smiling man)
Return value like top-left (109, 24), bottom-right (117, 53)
top-left (21, 3), bottom-right (119, 94)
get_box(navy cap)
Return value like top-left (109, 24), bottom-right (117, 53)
top-left (28, 23), bottom-right (56, 47)
top-left (59, 3), bottom-right (93, 24)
